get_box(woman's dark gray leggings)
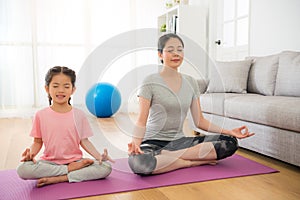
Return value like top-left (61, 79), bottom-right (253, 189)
top-left (128, 134), bottom-right (238, 175)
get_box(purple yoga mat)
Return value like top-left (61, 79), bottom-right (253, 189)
top-left (0, 154), bottom-right (278, 200)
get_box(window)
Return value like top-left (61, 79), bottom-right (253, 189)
top-left (0, 0), bottom-right (132, 111)
top-left (222, 0), bottom-right (249, 48)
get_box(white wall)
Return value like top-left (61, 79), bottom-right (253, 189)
top-left (120, 0), bottom-right (165, 113)
top-left (249, 0), bottom-right (300, 56)
top-left (134, 0), bottom-right (165, 29)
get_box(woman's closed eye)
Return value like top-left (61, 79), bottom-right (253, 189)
top-left (165, 48), bottom-right (184, 54)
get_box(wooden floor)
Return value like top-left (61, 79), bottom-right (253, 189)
top-left (0, 114), bottom-right (300, 200)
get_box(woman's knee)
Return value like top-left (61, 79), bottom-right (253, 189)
top-left (128, 154), bottom-right (157, 175)
top-left (213, 136), bottom-right (238, 160)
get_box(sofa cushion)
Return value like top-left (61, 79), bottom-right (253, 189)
top-left (274, 51), bottom-right (300, 97)
top-left (200, 93), bottom-right (244, 116)
top-left (207, 60), bottom-right (252, 93)
top-left (224, 94), bottom-right (300, 132)
top-left (247, 54), bottom-right (279, 96)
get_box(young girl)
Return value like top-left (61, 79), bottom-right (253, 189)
top-left (128, 33), bottom-right (254, 175)
top-left (17, 66), bottom-right (113, 187)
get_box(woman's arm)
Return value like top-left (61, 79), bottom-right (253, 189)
top-left (190, 98), bottom-right (254, 139)
top-left (128, 96), bottom-right (150, 155)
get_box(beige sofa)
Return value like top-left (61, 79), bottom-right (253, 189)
top-left (195, 51), bottom-right (300, 167)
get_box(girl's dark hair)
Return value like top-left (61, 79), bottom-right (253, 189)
top-left (45, 66), bottom-right (76, 105)
top-left (157, 33), bottom-right (184, 64)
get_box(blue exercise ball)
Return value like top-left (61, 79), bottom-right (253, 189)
top-left (85, 82), bottom-right (121, 118)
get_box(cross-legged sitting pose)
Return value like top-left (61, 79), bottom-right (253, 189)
top-left (128, 33), bottom-right (254, 175)
top-left (17, 66), bottom-right (113, 187)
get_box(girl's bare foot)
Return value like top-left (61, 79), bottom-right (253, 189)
top-left (37, 175), bottom-right (68, 187)
top-left (67, 158), bottom-right (94, 172)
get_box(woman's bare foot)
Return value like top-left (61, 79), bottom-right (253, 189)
top-left (67, 158), bottom-right (94, 172)
top-left (188, 160), bottom-right (218, 167)
top-left (37, 175), bottom-right (68, 187)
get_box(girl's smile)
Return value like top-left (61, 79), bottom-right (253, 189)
top-left (55, 94), bottom-right (66, 100)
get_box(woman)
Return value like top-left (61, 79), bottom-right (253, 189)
top-left (128, 33), bottom-right (254, 175)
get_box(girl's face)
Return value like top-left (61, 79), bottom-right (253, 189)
top-left (45, 73), bottom-right (75, 106)
top-left (159, 37), bottom-right (184, 70)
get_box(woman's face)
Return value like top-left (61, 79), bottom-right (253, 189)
top-left (159, 37), bottom-right (184, 70)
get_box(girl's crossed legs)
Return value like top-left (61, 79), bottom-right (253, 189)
top-left (17, 158), bottom-right (112, 187)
